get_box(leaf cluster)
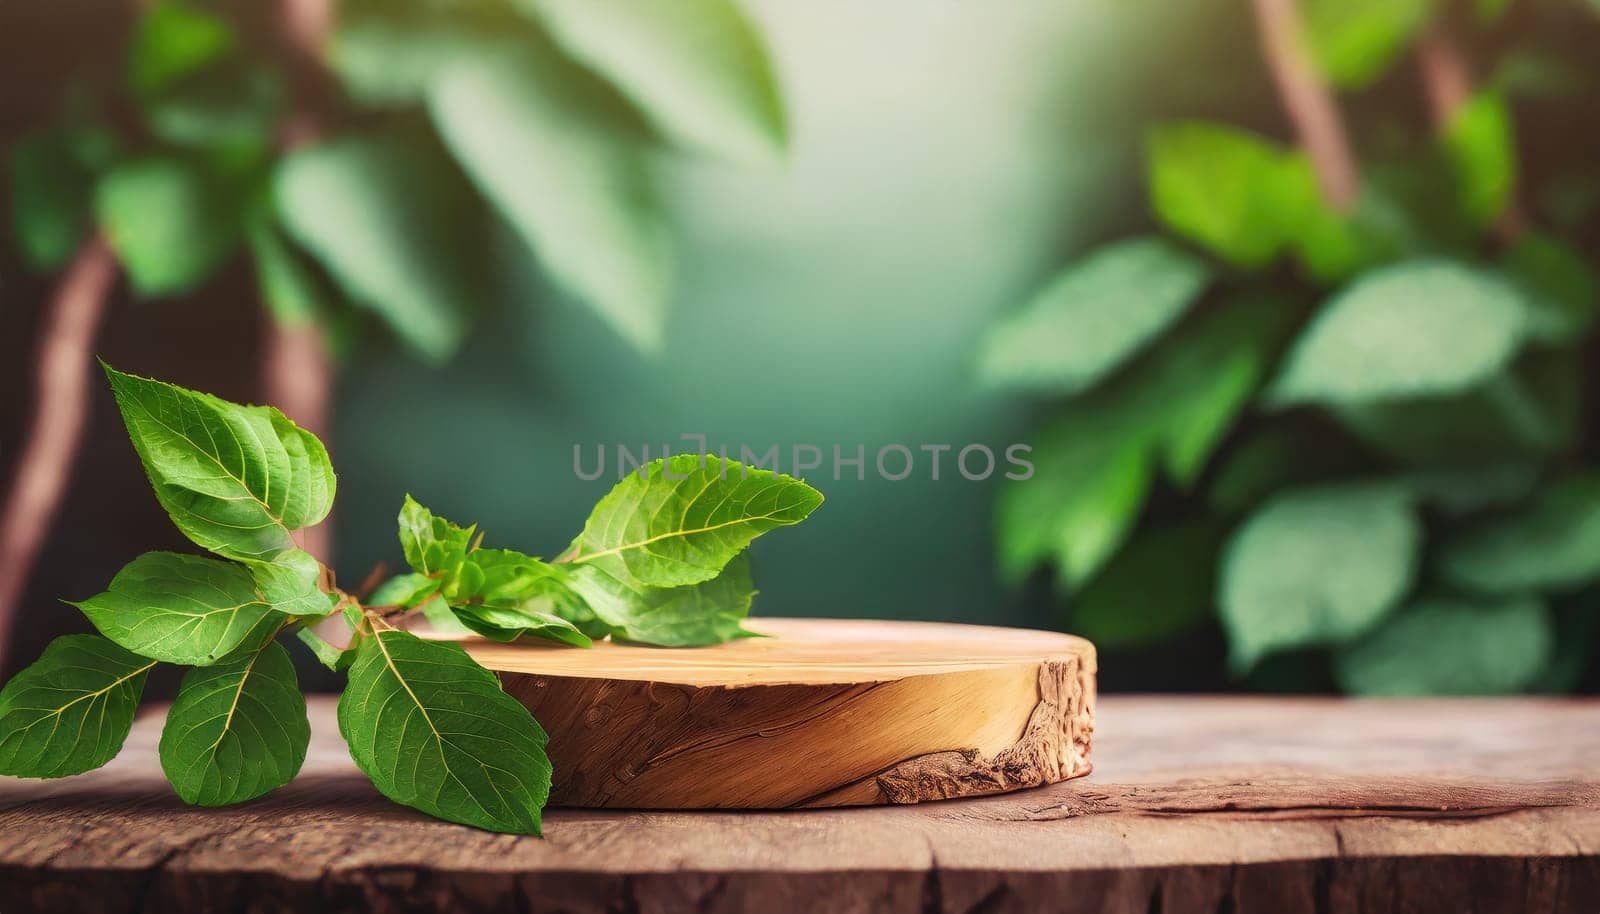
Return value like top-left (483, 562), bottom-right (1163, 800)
top-left (983, 0), bottom-right (1600, 694)
top-left (0, 366), bottom-right (821, 832)
top-left (8, 0), bottom-right (787, 360)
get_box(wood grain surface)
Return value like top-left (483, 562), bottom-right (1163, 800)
top-left (462, 619), bottom-right (1096, 807)
top-left (0, 696), bottom-right (1596, 913)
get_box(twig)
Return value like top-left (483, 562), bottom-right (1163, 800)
top-left (1250, 0), bottom-right (1360, 210)
top-left (0, 236), bottom-right (117, 665)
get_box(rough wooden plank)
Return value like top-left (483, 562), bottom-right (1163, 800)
top-left (0, 696), bottom-right (1596, 913)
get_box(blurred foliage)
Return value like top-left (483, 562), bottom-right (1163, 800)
top-left (986, 0), bottom-right (1600, 694)
top-left (6, 0), bottom-right (787, 360)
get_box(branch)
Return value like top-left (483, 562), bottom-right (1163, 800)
top-left (1250, 0), bottom-right (1360, 211)
top-left (0, 236), bottom-right (117, 666)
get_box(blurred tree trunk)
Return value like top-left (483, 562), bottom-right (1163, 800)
top-left (0, 236), bottom-right (116, 665)
top-left (264, 0), bottom-right (335, 563)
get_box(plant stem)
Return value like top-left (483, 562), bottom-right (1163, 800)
top-left (1250, 0), bottom-right (1360, 211)
top-left (0, 235), bottom-right (117, 667)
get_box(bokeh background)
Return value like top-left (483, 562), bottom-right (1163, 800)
top-left (3, 0), bottom-right (1597, 695)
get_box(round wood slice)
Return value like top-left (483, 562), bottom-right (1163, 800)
top-left (456, 618), bottom-right (1096, 809)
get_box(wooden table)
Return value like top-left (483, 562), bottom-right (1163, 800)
top-left (1, 696), bottom-right (1595, 913)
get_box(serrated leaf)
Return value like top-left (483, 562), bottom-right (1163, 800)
top-left (104, 364), bottom-right (336, 562)
top-left (367, 572), bottom-right (442, 610)
top-left (397, 495), bottom-right (475, 586)
top-left (159, 641), bottom-right (309, 805)
top-left (1145, 122), bottom-right (1304, 267)
top-left (976, 237), bottom-right (1213, 394)
top-left (1299, 0), bottom-right (1436, 89)
top-left (450, 550), bottom-right (592, 647)
top-left (1443, 92), bottom-right (1516, 229)
top-left (1220, 483), bottom-right (1419, 670)
top-left (1268, 261), bottom-right (1527, 405)
top-left (1440, 474), bottom-right (1600, 593)
top-left (1070, 520), bottom-right (1221, 650)
top-left (1502, 232), bottom-right (1597, 344)
top-left (518, 0), bottom-right (786, 164)
top-left (71, 552), bottom-right (286, 666)
top-left (275, 135), bottom-right (478, 362)
top-left (338, 629), bottom-right (551, 834)
top-left (562, 454), bottom-right (822, 589)
top-left (0, 636), bottom-right (154, 778)
top-left (430, 49), bottom-right (671, 353)
top-left (129, 1), bottom-right (234, 98)
top-left (565, 554), bottom-right (756, 646)
top-left (96, 157), bottom-right (241, 296)
top-left (1335, 597), bottom-right (1551, 695)
top-left (250, 549), bottom-right (334, 617)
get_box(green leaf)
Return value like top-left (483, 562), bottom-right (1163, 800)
top-left (1220, 483), bottom-right (1419, 670)
top-left (296, 626), bottom-right (354, 671)
top-left (367, 572), bottom-right (443, 610)
top-left (1337, 356), bottom-right (1575, 466)
top-left (159, 641), bottom-right (309, 805)
top-left (976, 237), bottom-right (1213, 394)
top-left (1299, 0), bottom-right (1436, 89)
top-left (1146, 122), bottom-right (1305, 267)
top-left (397, 495), bottom-right (476, 585)
top-left (996, 415), bottom-right (1149, 587)
top-left (249, 221), bottom-right (327, 327)
top-left (1268, 261), bottom-right (1527, 405)
top-left (338, 629), bottom-right (551, 834)
top-left (0, 636), bottom-right (154, 778)
top-left (96, 157), bottom-right (241, 296)
top-left (450, 550), bottom-right (592, 647)
top-left (1399, 462), bottom-right (1540, 516)
top-left (70, 552), bottom-right (287, 666)
top-left (1335, 597), bottom-right (1551, 695)
top-left (564, 554), bottom-right (756, 646)
top-left (1443, 91), bottom-right (1516, 228)
top-left (250, 549), bottom-right (334, 617)
top-left (8, 127), bottom-right (112, 270)
top-left (1502, 232), bottom-right (1597, 344)
top-left (330, 16), bottom-right (485, 107)
top-left (995, 295), bottom-right (1292, 587)
top-left (128, 1), bottom-right (235, 98)
top-left (518, 0), bottom-right (786, 164)
top-left (429, 49), bottom-right (671, 353)
top-left (1142, 294), bottom-right (1300, 486)
top-left (275, 135), bottom-right (478, 362)
top-left (144, 66), bottom-right (283, 159)
top-left (1070, 520), bottom-right (1221, 650)
top-left (104, 364), bottom-right (337, 562)
top-left (562, 454), bottom-right (823, 589)
top-left (1440, 474), bottom-right (1600, 593)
